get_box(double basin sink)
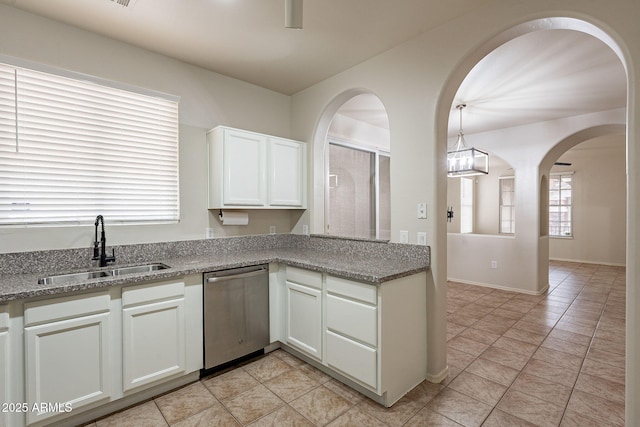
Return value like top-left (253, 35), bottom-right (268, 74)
top-left (38, 263), bottom-right (170, 285)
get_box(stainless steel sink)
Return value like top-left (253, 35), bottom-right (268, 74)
top-left (38, 263), bottom-right (170, 285)
top-left (37, 270), bottom-right (112, 285)
top-left (108, 263), bottom-right (170, 276)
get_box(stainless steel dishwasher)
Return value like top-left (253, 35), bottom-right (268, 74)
top-left (203, 264), bottom-right (270, 370)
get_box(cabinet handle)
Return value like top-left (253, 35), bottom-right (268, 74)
top-left (206, 269), bottom-right (267, 283)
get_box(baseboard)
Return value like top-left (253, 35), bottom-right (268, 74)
top-left (426, 366), bottom-right (449, 383)
top-left (47, 372), bottom-right (200, 427)
top-left (549, 257), bottom-right (626, 267)
top-left (447, 277), bottom-right (549, 296)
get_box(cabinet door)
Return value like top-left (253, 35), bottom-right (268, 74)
top-left (25, 312), bottom-right (111, 425)
top-left (0, 330), bottom-right (7, 427)
top-left (223, 129), bottom-right (267, 206)
top-left (286, 281), bottom-right (322, 359)
top-left (269, 138), bottom-right (306, 207)
top-left (122, 298), bottom-right (186, 391)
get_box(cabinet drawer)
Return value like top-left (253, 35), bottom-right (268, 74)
top-left (326, 294), bottom-right (377, 346)
top-left (24, 291), bottom-right (110, 326)
top-left (326, 275), bottom-right (376, 305)
top-left (326, 330), bottom-right (377, 389)
top-left (286, 266), bottom-right (322, 289)
top-left (122, 280), bottom-right (185, 307)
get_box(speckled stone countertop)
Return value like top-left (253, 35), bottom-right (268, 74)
top-left (0, 234), bottom-right (430, 303)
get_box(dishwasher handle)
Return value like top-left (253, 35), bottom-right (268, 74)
top-left (206, 268), bottom-right (267, 283)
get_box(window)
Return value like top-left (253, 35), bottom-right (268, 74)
top-left (460, 177), bottom-right (474, 233)
top-left (549, 173), bottom-right (573, 237)
top-left (499, 177), bottom-right (515, 234)
top-left (0, 61), bottom-right (179, 226)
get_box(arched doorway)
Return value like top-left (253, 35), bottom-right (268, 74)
top-left (437, 16), bottom-right (633, 421)
top-left (441, 20), bottom-right (626, 295)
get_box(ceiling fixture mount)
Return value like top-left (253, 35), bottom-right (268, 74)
top-left (447, 104), bottom-right (489, 177)
top-left (285, 0), bottom-right (303, 29)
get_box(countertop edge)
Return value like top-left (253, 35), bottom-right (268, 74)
top-left (0, 249), bottom-right (429, 303)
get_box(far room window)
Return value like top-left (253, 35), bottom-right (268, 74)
top-left (549, 173), bottom-right (573, 237)
top-left (0, 60), bottom-right (180, 226)
top-left (460, 177), bottom-right (474, 234)
top-left (499, 177), bottom-right (515, 234)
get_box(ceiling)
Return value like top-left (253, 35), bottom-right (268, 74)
top-left (0, 0), bottom-right (628, 136)
top-left (0, 0), bottom-right (495, 95)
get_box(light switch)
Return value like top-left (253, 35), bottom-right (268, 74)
top-left (417, 202), bottom-right (427, 219)
top-left (417, 232), bottom-right (427, 245)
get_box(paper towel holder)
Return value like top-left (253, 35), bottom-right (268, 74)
top-left (218, 209), bottom-right (250, 226)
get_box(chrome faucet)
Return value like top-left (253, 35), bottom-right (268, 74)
top-left (92, 215), bottom-right (116, 267)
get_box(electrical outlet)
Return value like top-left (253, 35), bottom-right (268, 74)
top-left (269, 225), bottom-right (276, 235)
top-left (417, 202), bottom-right (427, 219)
top-left (491, 260), bottom-right (498, 269)
top-left (302, 224), bottom-right (309, 235)
top-left (400, 230), bottom-right (409, 243)
top-left (205, 227), bottom-right (214, 239)
top-left (417, 232), bottom-right (427, 245)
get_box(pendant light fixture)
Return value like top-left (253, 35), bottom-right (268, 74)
top-left (447, 104), bottom-right (489, 177)
top-left (285, 0), bottom-right (303, 29)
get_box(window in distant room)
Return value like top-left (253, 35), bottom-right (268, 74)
top-left (549, 173), bottom-right (573, 237)
top-left (499, 176), bottom-right (515, 234)
top-left (0, 61), bottom-right (179, 226)
top-left (460, 177), bottom-right (474, 233)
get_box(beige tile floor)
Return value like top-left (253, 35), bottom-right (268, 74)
top-left (86, 260), bottom-right (625, 426)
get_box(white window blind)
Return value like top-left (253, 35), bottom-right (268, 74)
top-left (0, 62), bottom-right (179, 226)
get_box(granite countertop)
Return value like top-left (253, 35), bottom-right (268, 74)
top-left (0, 236), bottom-right (430, 303)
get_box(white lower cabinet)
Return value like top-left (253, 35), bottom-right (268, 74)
top-left (285, 266), bottom-right (322, 360)
top-left (279, 265), bottom-right (427, 407)
top-left (122, 281), bottom-right (186, 392)
top-left (23, 292), bottom-right (112, 425)
top-left (9, 274), bottom-right (202, 427)
top-left (0, 306), bottom-right (9, 427)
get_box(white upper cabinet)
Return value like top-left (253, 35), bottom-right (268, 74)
top-left (208, 126), bottom-right (307, 209)
top-left (269, 137), bottom-right (306, 207)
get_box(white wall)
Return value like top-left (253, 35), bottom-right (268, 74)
top-left (549, 135), bottom-right (626, 265)
top-left (0, 4), bottom-right (297, 254)
top-left (446, 156), bottom-right (512, 235)
top-left (447, 136), bottom-right (626, 267)
top-left (447, 110), bottom-right (625, 293)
